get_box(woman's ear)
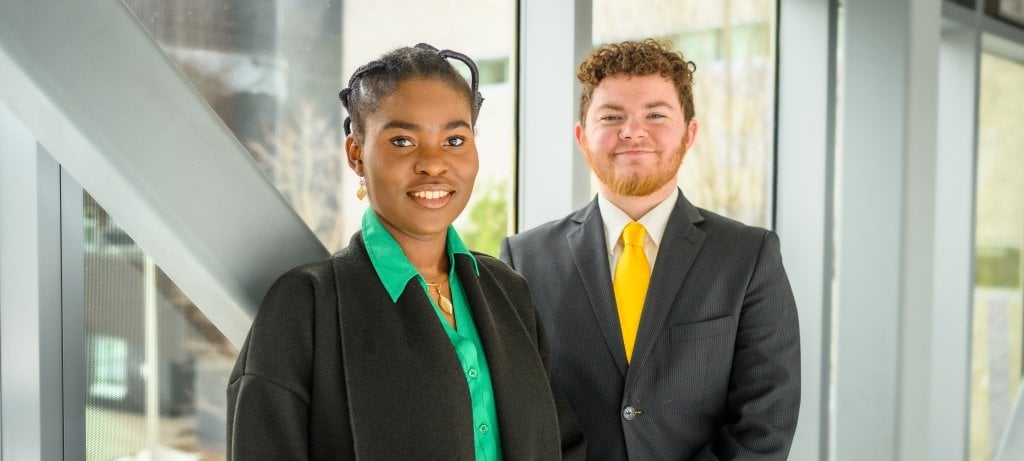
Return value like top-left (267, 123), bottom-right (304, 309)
top-left (345, 135), bottom-right (364, 176)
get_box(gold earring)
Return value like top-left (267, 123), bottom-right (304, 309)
top-left (356, 177), bottom-right (366, 200)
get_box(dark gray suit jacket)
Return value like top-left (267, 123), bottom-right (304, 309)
top-left (500, 191), bottom-right (800, 460)
top-left (227, 232), bottom-right (585, 460)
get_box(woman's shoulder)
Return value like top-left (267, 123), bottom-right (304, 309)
top-left (270, 257), bottom-right (337, 291)
top-left (470, 252), bottom-right (534, 304)
top-left (271, 239), bottom-right (368, 289)
top-left (472, 251), bottom-right (524, 282)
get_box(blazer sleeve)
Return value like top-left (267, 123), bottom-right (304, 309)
top-left (695, 231), bottom-right (801, 461)
top-left (226, 268), bottom-right (320, 460)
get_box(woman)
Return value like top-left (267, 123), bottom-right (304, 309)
top-left (226, 44), bottom-right (584, 460)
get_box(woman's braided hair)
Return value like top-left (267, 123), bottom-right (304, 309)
top-left (338, 43), bottom-right (484, 140)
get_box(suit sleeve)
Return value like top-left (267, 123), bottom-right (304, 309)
top-left (532, 302), bottom-right (588, 460)
top-left (226, 270), bottom-right (319, 460)
top-left (695, 231), bottom-right (801, 461)
top-left (498, 241), bottom-right (586, 459)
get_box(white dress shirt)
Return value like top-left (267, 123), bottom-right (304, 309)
top-left (597, 190), bottom-right (679, 280)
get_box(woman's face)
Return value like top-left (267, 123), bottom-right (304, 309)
top-left (346, 78), bottom-right (479, 243)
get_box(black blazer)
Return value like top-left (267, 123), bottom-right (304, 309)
top-left (227, 232), bottom-right (585, 460)
top-left (501, 191), bottom-right (800, 460)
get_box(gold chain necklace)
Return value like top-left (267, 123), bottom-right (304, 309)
top-left (424, 278), bottom-right (454, 316)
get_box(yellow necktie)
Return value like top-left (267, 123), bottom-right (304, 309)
top-left (614, 222), bottom-right (650, 363)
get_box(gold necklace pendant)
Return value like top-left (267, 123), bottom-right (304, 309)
top-left (437, 294), bottom-right (454, 315)
top-left (426, 279), bottom-right (454, 316)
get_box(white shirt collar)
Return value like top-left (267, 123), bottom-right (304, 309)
top-left (597, 189), bottom-right (679, 257)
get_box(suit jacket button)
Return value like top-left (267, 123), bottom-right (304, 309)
top-left (623, 406), bottom-right (636, 421)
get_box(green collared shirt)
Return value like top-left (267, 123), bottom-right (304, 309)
top-left (361, 209), bottom-right (503, 460)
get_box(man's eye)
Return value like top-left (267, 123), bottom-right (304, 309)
top-left (445, 136), bottom-right (466, 147)
top-left (601, 115), bottom-right (622, 122)
top-left (390, 137), bottom-right (414, 147)
top-left (648, 113), bottom-right (666, 119)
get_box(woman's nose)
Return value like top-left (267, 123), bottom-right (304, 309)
top-left (415, 145), bottom-right (449, 176)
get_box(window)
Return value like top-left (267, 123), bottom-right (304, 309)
top-left (592, 0), bottom-right (777, 228)
top-left (84, 193), bottom-right (237, 460)
top-left (970, 50), bottom-right (1024, 461)
top-left (121, 0), bottom-right (517, 255)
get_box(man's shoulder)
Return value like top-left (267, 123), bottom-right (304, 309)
top-left (692, 206), bottom-right (770, 241)
top-left (506, 209), bottom-right (586, 249)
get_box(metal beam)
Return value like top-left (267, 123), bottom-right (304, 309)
top-left (0, 1), bottom-right (328, 346)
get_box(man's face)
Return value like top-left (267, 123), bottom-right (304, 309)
top-left (576, 74), bottom-right (697, 197)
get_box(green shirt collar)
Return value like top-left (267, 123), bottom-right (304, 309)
top-left (361, 208), bottom-right (479, 302)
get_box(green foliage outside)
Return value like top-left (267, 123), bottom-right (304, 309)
top-left (975, 246), bottom-right (1022, 289)
top-left (458, 178), bottom-right (510, 257)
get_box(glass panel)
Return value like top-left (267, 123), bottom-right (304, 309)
top-left (970, 50), bottom-right (1024, 461)
top-left (120, 0), bottom-right (517, 255)
top-left (989, 0), bottom-right (1024, 28)
top-left (84, 193), bottom-right (238, 461)
top-left (951, 0), bottom-right (976, 11)
top-left (592, 0), bottom-right (777, 228)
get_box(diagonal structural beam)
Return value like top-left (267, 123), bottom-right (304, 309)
top-left (0, 1), bottom-right (328, 346)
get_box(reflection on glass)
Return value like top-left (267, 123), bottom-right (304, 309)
top-left (84, 193), bottom-right (238, 461)
top-left (990, 0), bottom-right (1024, 27)
top-left (120, 0), bottom-right (517, 255)
top-left (953, 0), bottom-right (976, 10)
top-left (970, 51), bottom-right (1024, 461)
top-left (592, 0), bottom-right (777, 227)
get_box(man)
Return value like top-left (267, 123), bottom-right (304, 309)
top-left (500, 39), bottom-right (800, 460)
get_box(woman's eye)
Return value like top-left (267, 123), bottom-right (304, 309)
top-left (390, 137), bottom-right (414, 147)
top-left (445, 136), bottom-right (466, 147)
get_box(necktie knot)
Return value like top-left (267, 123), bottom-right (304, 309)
top-left (623, 222), bottom-right (646, 247)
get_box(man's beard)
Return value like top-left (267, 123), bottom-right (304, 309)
top-left (584, 141), bottom-right (686, 197)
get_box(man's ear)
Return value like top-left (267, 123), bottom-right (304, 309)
top-left (574, 123), bottom-right (587, 153)
top-left (683, 118), bottom-right (699, 151)
top-left (345, 135), bottom-right (364, 176)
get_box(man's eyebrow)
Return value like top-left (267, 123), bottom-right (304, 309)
top-left (594, 101), bottom-right (675, 111)
top-left (595, 103), bottom-right (625, 112)
top-left (644, 101), bottom-right (675, 109)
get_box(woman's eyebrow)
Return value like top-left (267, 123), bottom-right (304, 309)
top-left (379, 119), bottom-right (471, 131)
top-left (445, 120), bottom-right (472, 130)
top-left (380, 120), bottom-right (421, 131)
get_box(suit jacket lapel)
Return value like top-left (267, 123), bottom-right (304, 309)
top-left (625, 191), bottom-right (706, 390)
top-left (567, 199), bottom-right (629, 377)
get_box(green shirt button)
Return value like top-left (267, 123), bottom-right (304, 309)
top-left (479, 424), bottom-right (489, 433)
top-left (469, 368), bottom-right (479, 378)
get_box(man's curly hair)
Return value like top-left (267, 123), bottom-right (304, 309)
top-left (577, 38), bottom-right (696, 124)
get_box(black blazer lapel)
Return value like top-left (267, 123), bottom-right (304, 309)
top-left (626, 191), bottom-right (707, 390)
top-left (455, 254), bottom-right (561, 459)
top-left (567, 199), bottom-right (629, 377)
top-left (332, 235), bottom-right (474, 458)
